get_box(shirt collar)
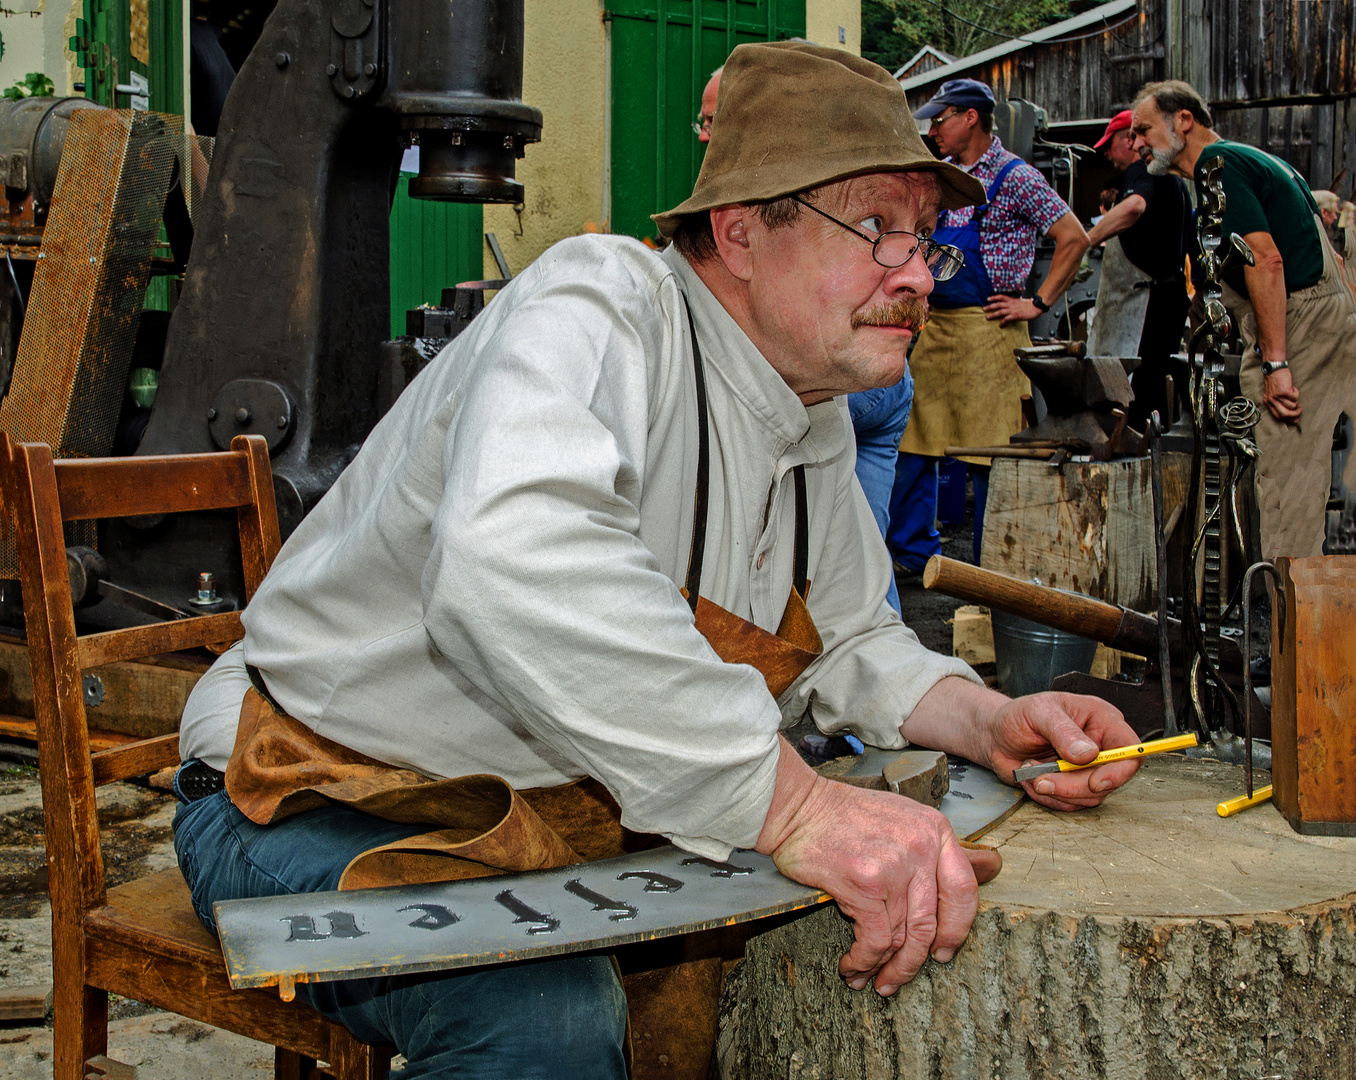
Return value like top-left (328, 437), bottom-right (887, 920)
top-left (660, 246), bottom-right (847, 465)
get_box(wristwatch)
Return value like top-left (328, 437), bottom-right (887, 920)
top-left (1261, 359), bottom-right (1290, 376)
top-left (1029, 295), bottom-right (1051, 313)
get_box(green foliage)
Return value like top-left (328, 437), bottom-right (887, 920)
top-left (863, 0), bottom-right (1072, 74)
top-left (2, 72), bottom-right (56, 101)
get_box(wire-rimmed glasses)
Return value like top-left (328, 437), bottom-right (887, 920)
top-left (790, 197), bottom-right (965, 281)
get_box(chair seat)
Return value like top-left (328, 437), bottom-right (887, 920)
top-left (86, 869), bottom-right (225, 967)
top-left (83, 869), bottom-right (357, 1060)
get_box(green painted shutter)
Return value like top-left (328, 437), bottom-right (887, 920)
top-left (608, 0), bottom-right (806, 244)
top-left (388, 173), bottom-right (484, 338)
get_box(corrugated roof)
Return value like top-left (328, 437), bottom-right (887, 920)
top-left (897, 0), bottom-right (1139, 91)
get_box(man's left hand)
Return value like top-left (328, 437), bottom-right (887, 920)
top-left (983, 295), bottom-right (1041, 326)
top-left (985, 692), bottom-right (1141, 810)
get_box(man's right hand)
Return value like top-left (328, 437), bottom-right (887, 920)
top-left (1263, 365), bottom-right (1302, 421)
top-left (755, 739), bottom-right (999, 996)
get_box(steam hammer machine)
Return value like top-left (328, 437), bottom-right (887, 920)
top-left (103, 0), bottom-right (541, 611)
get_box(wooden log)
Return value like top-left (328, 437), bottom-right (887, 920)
top-left (979, 454), bottom-right (1190, 610)
top-left (717, 755), bottom-right (1356, 1080)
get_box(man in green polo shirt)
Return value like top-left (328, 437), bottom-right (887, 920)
top-left (1131, 79), bottom-right (1356, 559)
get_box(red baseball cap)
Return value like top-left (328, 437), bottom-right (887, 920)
top-left (1094, 110), bottom-right (1133, 149)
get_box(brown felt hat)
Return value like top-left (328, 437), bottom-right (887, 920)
top-left (653, 41), bottom-right (985, 238)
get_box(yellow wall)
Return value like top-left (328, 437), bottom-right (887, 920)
top-left (482, 0), bottom-right (609, 277)
top-left (806, 0), bottom-right (861, 55)
top-left (0, 0), bottom-right (79, 97)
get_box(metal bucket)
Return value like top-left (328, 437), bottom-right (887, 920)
top-left (991, 608), bottom-right (1099, 698)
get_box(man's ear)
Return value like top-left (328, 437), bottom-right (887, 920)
top-left (710, 206), bottom-right (754, 281)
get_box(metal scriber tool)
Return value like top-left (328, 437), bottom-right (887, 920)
top-left (1012, 733), bottom-right (1199, 782)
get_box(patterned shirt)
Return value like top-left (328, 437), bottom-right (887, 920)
top-left (939, 135), bottom-right (1072, 294)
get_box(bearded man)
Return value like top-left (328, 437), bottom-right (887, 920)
top-left (172, 44), bottom-right (1139, 1078)
top-left (1132, 80), bottom-right (1356, 559)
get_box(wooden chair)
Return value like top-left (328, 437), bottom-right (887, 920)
top-left (0, 432), bottom-right (391, 1080)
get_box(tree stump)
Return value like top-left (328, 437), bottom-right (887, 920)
top-left (717, 756), bottom-right (1356, 1080)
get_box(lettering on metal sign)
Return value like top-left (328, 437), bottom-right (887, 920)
top-left (495, 889), bottom-right (560, 935)
top-left (399, 903), bottom-right (461, 931)
top-left (617, 870), bottom-right (684, 893)
top-left (281, 911), bottom-right (368, 942)
top-left (564, 879), bottom-right (638, 922)
top-left (681, 856), bottom-right (755, 878)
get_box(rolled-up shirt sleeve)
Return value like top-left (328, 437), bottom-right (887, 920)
top-left (785, 433), bottom-right (983, 750)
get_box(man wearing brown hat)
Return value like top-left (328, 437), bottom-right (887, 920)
top-left (172, 43), bottom-right (1139, 1075)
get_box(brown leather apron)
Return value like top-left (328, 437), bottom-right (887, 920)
top-left (224, 299), bottom-right (824, 1079)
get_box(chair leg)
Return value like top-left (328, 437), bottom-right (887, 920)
top-left (326, 1027), bottom-right (392, 1080)
top-left (54, 983), bottom-right (108, 1080)
top-left (274, 1048), bottom-right (317, 1080)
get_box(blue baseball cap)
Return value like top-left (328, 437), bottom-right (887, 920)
top-left (913, 79), bottom-right (996, 120)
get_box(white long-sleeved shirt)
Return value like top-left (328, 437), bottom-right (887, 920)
top-left (180, 236), bottom-right (979, 860)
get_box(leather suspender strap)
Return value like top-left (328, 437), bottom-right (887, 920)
top-left (792, 464), bottom-right (808, 599)
top-left (680, 295), bottom-right (808, 607)
top-left (682, 301), bottom-right (710, 614)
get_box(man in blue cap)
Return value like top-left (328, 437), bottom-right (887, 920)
top-left (889, 78), bottom-right (1089, 573)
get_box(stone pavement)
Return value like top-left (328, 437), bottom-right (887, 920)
top-left (0, 766), bottom-right (276, 1078)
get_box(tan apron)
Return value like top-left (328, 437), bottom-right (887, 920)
top-left (1224, 216), bottom-right (1356, 559)
top-left (897, 306), bottom-right (1032, 464)
top-left (224, 300), bottom-right (823, 1080)
top-left (1087, 236), bottom-right (1152, 358)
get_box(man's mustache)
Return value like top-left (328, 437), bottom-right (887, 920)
top-left (852, 297), bottom-right (929, 331)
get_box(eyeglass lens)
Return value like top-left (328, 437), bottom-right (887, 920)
top-left (873, 232), bottom-right (964, 281)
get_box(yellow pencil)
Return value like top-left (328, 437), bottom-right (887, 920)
top-left (1012, 732), bottom-right (1200, 782)
top-left (1217, 786), bottom-right (1273, 817)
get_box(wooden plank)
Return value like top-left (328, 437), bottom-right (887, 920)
top-left (951, 605), bottom-right (995, 666)
top-left (0, 983), bottom-right (53, 1021)
top-left (90, 734), bottom-right (180, 787)
top-left (979, 454), bottom-right (1190, 610)
top-left (0, 638), bottom-right (207, 737)
top-left (1271, 556), bottom-right (1356, 833)
top-left (0, 715), bottom-right (143, 753)
top-left (54, 454), bottom-right (252, 522)
top-left (76, 613), bottom-right (242, 671)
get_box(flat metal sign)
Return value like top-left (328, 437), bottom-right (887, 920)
top-left (216, 845), bottom-right (828, 992)
top-left (215, 761), bottom-right (1024, 992)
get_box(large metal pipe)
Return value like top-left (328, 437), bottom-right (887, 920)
top-left (0, 97), bottom-right (104, 210)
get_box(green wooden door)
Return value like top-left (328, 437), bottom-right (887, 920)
top-left (71, 0), bottom-right (184, 114)
top-left (608, 0), bottom-right (805, 244)
top-left (389, 172), bottom-right (484, 338)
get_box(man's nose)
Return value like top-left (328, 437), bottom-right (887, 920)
top-left (883, 255), bottom-right (934, 299)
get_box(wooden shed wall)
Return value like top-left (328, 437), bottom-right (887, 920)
top-left (903, 0), bottom-right (1356, 196)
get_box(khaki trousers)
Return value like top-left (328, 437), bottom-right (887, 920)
top-left (1225, 226), bottom-right (1356, 559)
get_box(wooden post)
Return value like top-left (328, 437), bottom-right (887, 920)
top-left (980, 454), bottom-right (1190, 610)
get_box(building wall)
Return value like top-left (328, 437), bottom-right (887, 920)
top-left (485, 0), bottom-right (857, 278)
top-left (482, 0), bottom-right (608, 278)
top-left (807, 0), bottom-right (860, 55)
top-left (0, 0), bottom-right (79, 97)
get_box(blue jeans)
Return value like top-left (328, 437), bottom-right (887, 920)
top-left (849, 375), bottom-right (914, 614)
top-left (888, 454), bottom-right (991, 568)
top-left (173, 788), bottom-right (628, 1080)
top-left (886, 452), bottom-right (941, 573)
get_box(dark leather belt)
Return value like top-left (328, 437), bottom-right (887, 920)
top-left (174, 758), bottom-right (226, 804)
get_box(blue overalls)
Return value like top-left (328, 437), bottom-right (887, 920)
top-left (928, 158), bottom-right (1023, 309)
top-left (886, 157), bottom-right (1023, 571)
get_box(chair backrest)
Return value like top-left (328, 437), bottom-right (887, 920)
top-left (0, 432), bottom-right (280, 928)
